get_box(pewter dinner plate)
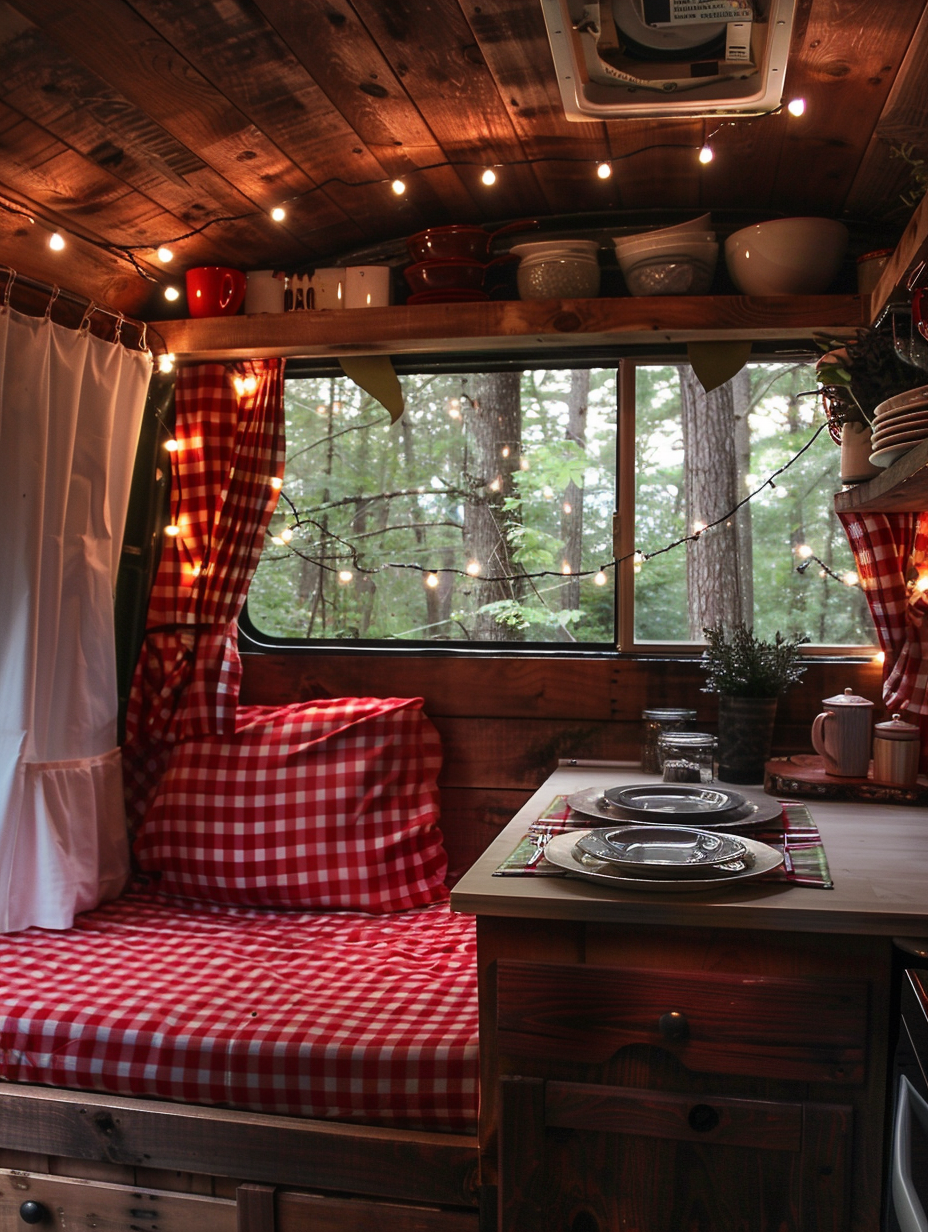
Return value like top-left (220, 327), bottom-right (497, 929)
top-left (574, 826), bottom-right (751, 878)
top-left (543, 829), bottom-right (783, 892)
top-left (603, 783), bottom-right (746, 818)
top-left (564, 786), bottom-right (784, 831)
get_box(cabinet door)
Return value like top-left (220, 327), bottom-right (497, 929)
top-left (500, 1077), bottom-right (851, 1232)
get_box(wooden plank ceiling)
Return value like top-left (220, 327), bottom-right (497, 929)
top-left (0, 0), bottom-right (926, 319)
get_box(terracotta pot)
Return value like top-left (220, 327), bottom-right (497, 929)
top-left (717, 695), bottom-right (778, 784)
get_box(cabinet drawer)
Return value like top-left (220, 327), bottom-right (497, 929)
top-left (497, 960), bottom-right (868, 1083)
top-left (0, 1169), bottom-right (236, 1232)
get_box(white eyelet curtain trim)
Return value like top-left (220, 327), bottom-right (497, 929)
top-left (0, 307), bottom-right (151, 931)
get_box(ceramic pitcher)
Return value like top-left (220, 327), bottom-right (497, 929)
top-left (811, 688), bottom-right (874, 777)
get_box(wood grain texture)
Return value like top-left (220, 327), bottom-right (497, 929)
top-left (833, 433), bottom-right (928, 512)
top-left (276, 1189), bottom-right (479, 1232)
top-left (0, 1086), bottom-right (479, 1209)
top-left (155, 294), bottom-right (866, 359)
top-left (496, 960), bottom-right (868, 1083)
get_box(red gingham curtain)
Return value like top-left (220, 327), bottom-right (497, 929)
top-left (839, 510), bottom-right (928, 718)
top-left (123, 360), bottom-right (285, 825)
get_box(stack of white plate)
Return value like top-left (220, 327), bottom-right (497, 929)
top-left (869, 385), bottom-right (928, 467)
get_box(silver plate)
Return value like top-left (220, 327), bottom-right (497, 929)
top-left (575, 826), bottom-right (751, 877)
top-left (565, 786), bottom-right (784, 831)
top-left (603, 783), bottom-right (746, 817)
top-left (543, 829), bottom-right (783, 892)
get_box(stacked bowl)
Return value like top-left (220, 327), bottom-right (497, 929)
top-left (724, 218), bottom-right (849, 295)
top-left (612, 214), bottom-right (718, 296)
top-left (869, 385), bottom-right (928, 468)
top-left (509, 239), bottom-right (601, 300)
top-left (403, 225), bottom-right (491, 304)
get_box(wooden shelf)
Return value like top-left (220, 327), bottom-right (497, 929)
top-left (155, 294), bottom-right (865, 360)
top-left (833, 435), bottom-right (928, 513)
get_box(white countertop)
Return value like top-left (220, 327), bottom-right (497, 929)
top-left (449, 763), bottom-right (928, 936)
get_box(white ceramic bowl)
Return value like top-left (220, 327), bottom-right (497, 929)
top-left (612, 216), bottom-right (712, 252)
top-left (619, 244), bottom-right (718, 296)
top-left (614, 231), bottom-right (717, 258)
top-left (724, 218), bottom-right (849, 295)
top-left (510, 239), bottom-right (601, 260)
top-left (517, 254), bottom-right (601, 300)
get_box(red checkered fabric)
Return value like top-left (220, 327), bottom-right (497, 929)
top-left (839, 510), bottom-right (928, 717)
top-left (123, 360), bottom-right (286, 826)
top-left (134, 697), bottom-right (449, 913)
top-left (0, 888), bottom-right (478, 1131)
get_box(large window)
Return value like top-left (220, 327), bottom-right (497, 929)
top-left (242, 356), bottom-right (873, 650)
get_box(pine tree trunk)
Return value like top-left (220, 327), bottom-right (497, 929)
top-left (463, 372), bottom-right (524, 641)
top-left (557, 369), bottom-right (588, 640)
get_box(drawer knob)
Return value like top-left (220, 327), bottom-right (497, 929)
top-left (688, 1103), bottom-right (720, 1133)
top-left (19, 1202), bottom-right (49, 1225)
top-left (658, 1011), bottom-right (689, 1042)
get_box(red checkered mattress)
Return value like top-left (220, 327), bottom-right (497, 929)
top-left (0, 889), bottom-right (479, 1132)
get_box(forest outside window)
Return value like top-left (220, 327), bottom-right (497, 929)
top-left (241, 357), bottom-right (874, 651)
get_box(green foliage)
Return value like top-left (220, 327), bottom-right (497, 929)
top-left (700, 621), bottom-right (808, 698)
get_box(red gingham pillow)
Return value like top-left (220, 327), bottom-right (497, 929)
top-left (133, 698), bottom-right (449, 912)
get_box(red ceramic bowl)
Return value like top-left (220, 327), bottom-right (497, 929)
top-left (406, 226), bottom-right (491, 264)
top-left (403, 259), bottom-right (486, 294)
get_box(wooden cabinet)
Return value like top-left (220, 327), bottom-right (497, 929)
top-left (495, 959), bottom-right (865, 1232)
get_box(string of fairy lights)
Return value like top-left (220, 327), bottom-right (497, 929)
top-left (159, 406), bottom-right (859, 594)
top-left (1, 97), bottom-right (807, 299)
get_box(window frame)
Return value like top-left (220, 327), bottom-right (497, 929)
top-left (238, 348), bottom-right (876, 662)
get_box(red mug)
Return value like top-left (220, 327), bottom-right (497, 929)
top-left (185, 267), bottom-right (246, 318)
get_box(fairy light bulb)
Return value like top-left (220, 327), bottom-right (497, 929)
top-left (795, 543), bottom-right (814, 558)
top-left (692, 519), bottom-right (707, 534)
top-left (563, 501), bottom-right (572, 514)
top-left (501, 446), bottom-right (510, 458)
top-left (787, 97), bottom-right (806, 117)
top-left (156, 246), bottom-right (174, 263)
top-left (270, 206), bottom-right (286, 221)
top-left (164, 438), bottom-right (179, 453)
top-left (270, 476), bottom-right (283, 490)
top-left (164, 523), bottom-right (180, 537)
top-left (391, 179), bottom-right (406, 196)
top-left (158, 353), bottom-right (176, 373)
top-left (481, 168), bottom-right (497, 186)
top-left (425, 572), bottom-right (439, 588)
top-left (593, 570), bottom-right (607, 586)
top-left (873, 650), bottom-right (885, 665)
top-left (843, 571), bottom-right (859, 586)
top-left (270, 534), bottom-right (285, 546)
top-left (466, 560), bottom-right (481, 577)
top-left (596, 161), bottom-right (612, 180)
top-left (917, 574), bottom-right (928, 593)
top-left (338, 570), bottom-right (353, 584)
top-left (542, 486), bottom-right (554, 500)
top-left (233, 376), bottom-right (245, 396)
top-left (164, 286), bottom-right (180, 302)
top-left (698, 145), bottom-right (714, 165)
top-left (279, 527), bottom-right (293, 543)
top-left (561, 563), bottom-right (572, 575)
top-left (48, 231), bottom-right (65, 251)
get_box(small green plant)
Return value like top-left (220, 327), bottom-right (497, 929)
top-left (890, 143), bottom-right (928, 209)
top-left (701, 622), bottom-right (808, 698)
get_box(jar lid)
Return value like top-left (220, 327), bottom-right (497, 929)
top-left (856, 248), bottom-right (894, 263)
top-left (658, 731), bottom-right (716, 745)
top-left (874, 712), bottom-right (920, 740)
top-left (642, 708), bottom-right (697, 720)
top-left (822, 688), bottom-right (874, 707)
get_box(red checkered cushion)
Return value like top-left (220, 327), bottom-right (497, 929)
top-left (0, 889), bottom-right (478, 1131)
top-left (134, 697), bottom-right (449, 912)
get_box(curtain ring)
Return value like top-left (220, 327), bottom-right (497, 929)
top-left (79, 302), bottom-right (96, 333)
top-left (3, 269), bottom-right (16, 309)
top-left (44, 285), bottom-right (61, 320)
top-left (138, 321), bottom-right (149, 351)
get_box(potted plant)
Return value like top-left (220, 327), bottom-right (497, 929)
top-left (701, 622), bottom-right (808, 783)
top-left (815, 326), bottom-right (926, 482)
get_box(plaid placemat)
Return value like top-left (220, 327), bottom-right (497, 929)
top-left (493, 796), bottom-right (833, 889)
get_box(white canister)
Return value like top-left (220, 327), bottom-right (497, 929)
top-left (311, 268), bottom-right (345, 309)
top-left (244, 269), bottom-right (285, 314)
top-left (345, 265), bottom-right (392, 309)
top-left (811, 688), bottom-right (874, 777)
top-left (872, 713), bottom-right (921, 787)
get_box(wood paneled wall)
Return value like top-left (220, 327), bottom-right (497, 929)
top-left (240, 653), bottom-right (882, 881)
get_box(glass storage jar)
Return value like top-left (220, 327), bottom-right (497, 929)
top-left (641, 708), bottom-right (697, 774)
top-left (659, 731), bottom-right (718, 784)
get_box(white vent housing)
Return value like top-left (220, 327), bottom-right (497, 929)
top-left (541, 0), bottom-right (797, 121)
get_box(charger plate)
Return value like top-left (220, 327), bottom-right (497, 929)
top-left (543, 829), bottom-right (783, 892)
top-left (565, 786), bottom-right (783, 830)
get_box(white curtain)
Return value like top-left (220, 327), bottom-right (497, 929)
top-left (0, 308), bottom-right (151, 931)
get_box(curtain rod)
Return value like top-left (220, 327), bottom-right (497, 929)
top-left (1, 266), bottom-right (149, 351)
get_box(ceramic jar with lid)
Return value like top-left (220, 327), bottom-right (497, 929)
top-left (811, 687), bottom-right (874, 777)
top-left (872, 713), bottom-right (921, 787)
